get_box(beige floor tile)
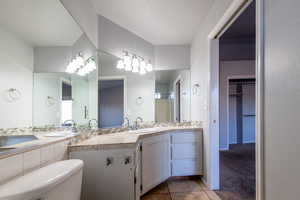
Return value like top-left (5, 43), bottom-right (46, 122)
top-left (167, 179), bottom-right (204, 193)
top-left (171, 192), bottom-right (210, 200)
top-left (141, 194), bottom-right (171, 200)
top-left (149, 182), bottom-right (169, 194)
top-left (205, 191), bottom-right (222, 200)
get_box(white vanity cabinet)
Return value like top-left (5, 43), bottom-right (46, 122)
top-left (69, 129), bottom-right (203, 200)
top-left (170, 131), bottom-right (203, 176)
top-left (141, 134), bottom-right (170, 195)
top-left (70, 148), bottom-right (136, 200)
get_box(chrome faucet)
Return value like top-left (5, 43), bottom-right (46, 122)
top-left (63, 119), bottom-right (78, 133)
top-left (124, 117), bottom-right (130, 128)
top-left (88, 119), bottom-right (98, 129)
top-left (134, 117), bottom-right (143, 130)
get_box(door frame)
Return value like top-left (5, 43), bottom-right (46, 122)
top-left (207, 0), bottom-right (265, 199)
top-left (173, 75), bottom-right (182, 122)
top-left (226, 75), bottom-right (256, 149)
top-left (98, 75), bottom-right (127, 125)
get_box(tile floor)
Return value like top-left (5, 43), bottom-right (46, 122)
top-left (141, 177), bottom-right (221, 200)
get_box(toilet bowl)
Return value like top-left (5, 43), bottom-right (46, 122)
top-left (0, 159), bottom-right (84, 200)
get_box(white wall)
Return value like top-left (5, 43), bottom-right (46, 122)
top-left (60, 0), bottom-right (98, 48)
top-left (154, 45), bottom-right (190, 70)
top-left (190, 0), bottom-right (233, 188)
top-left (98, 15), bottom-right (154, 63)
top-left (34, 47), bottom-right (72, 72)
top-left (0, 27), bottom-right (34, 128)
top-left (72, 76), bottom-right (89, 125)
top-left (263, 0), bottom-right (300, 199)
top-left (33, 73), bottom-right (64, 126)
top-left (219, 60), bottom-right (255, 150)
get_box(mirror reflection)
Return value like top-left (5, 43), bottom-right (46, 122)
top-left (98, 51), bottom-right (191, 127)
top-left (0, 0), bottom-right (98, 130)
top-left (155, 70), bottom-right (191, 123)
top-left (98, 51), bottom-right (155, 128)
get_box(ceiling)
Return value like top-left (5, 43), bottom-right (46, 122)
top-left (0, 0), bottom-right (83, 46)
top-left (221, 2), bottom-right (255, 39)
top-left (90, 0), bottom-right (215, 45)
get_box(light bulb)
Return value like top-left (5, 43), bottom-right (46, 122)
top-left (146, 61), bottom-right (153, 72)
top-left (66, 62), bottom-right (72, 73)
top-left (116, 59), bottom-right (124, 69)
top-left (140, 60), bottom-right (146, 69)
top-left (66, 59), bottom-right (76, 73)
top-left (123, 52), bottom-right (131, 66)
top-left (132, 56), bottom-right (139, 73)
top-left (125, 63), bottom-right (132, 71)
top-left (85, 62), bottom-right (93, 72)
top-left (77, 68), bottom-right (86, 76)
top-left (90, 59), bottom-right (97, 70)
top-left (139, 66), bottom-right (146, 75)
top-left (76, 55), bottom-right (84, 68)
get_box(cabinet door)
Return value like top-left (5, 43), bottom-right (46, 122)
top-left (71, 149), bottom-right (135, 200)
top-left (98, 151), bottom-right (135, 200)
top-left (141, 134), bottom-right (170, 194)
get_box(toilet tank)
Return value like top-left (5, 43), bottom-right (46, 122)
top-left (0, 159), bottom-right (84, 200)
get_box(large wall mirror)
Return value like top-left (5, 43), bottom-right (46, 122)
top-left (0, 0), bottom-right (98, 129)
top-left (98, 51), bottom-right (191, 128)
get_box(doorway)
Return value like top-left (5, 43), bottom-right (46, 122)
top-left (98, 79), bottom-right (124, 128)
top-left (218, 2), bottom-right (256, 200)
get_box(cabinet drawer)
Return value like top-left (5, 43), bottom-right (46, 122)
top-left (171, 132), bottom-right (201, 144)
top-left (172, 159), bottom-right (202, 176)
top-left (172, 143), bottom-right (201, 159)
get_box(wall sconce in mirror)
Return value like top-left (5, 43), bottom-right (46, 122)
top-left (116, 51), bottom-right (153, 75)
top-left (4, 88), bottom-right (22, 102)
top-left (65, 53), bottom-right (97, 76)
top-left (192, 84), bottom-right (200, 96)
top-left (136, 96), bottom-right (144, 105)
top-left (46, 96), bottom-right (57, 107)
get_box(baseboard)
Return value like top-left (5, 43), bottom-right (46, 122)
top-left (201, 177), bottom-right (208, 187)
top-left (243, 140), bottom-right (255, 144)
top-left (219, 147), bottom-right (229, 151)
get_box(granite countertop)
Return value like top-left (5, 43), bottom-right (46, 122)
top-left (69, 126), bottom-right (203, 152)
top-left (0, 133), bottom-right (75, 159)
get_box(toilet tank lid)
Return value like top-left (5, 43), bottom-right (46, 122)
top-left (0, 159), bottom-right (83, 200)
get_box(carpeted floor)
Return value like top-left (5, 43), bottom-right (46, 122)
top-left (215, 143), bottom-right (256, 200)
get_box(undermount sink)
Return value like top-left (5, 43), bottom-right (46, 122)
top-left (129, 128), bottom-right (161, 134)
top-left (44, 131), bottom-right (76, 137)
top-left (0, 135), bottom-right (38, 148)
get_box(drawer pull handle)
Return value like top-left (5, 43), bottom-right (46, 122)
top-left (106, 157), bottom-right (113, 166)
top-left (124, 156), bottom-right (131, 165)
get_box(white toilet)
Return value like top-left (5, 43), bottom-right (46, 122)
top-left (0, 159), bottom-right (84, 200)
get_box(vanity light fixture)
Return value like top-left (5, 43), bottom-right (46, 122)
top-left (66, 54), bottom-right (96, 76)
top-left (116, 51), bottom-right (153, 75)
